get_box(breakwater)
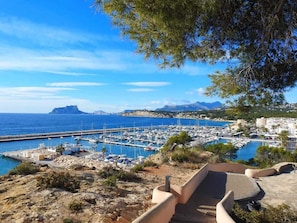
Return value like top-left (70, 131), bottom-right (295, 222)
top-left (0, 126), bottom-right (160, 142)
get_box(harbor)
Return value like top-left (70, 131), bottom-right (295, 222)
top-left (1, 124), bottom-right (259, 166)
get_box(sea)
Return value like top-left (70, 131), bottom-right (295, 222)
top-left (0, 113), bottom-right (260, 175)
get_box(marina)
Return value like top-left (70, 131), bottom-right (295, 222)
top-left (1, 124), bottom-right (263, 166)
top-left (0, 113), bottom-right (266, 175)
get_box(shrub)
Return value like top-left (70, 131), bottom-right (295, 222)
top-left (63, 218), bottom-right (81, 223)
top-left (171, 152), bottom-right (189, 163)
top-left (117, 169), bottom-right (141, 182)
top-left (103, 175), bottom-right (117, 188)
top-left (63, 219), bottom-right (73, 223)
top-left (98, 166), bottom-right (141, 182)
top-left (232, 202), bottom-right (297, 223)
top-left (98, 166), bottom-right (118, 179)
top-left (36, 171), bottom-right (80, 192)
top-left (9, 162), bottom-right (38, 175)
top-left (130, 164), bottom-right (144, 173)
top-left (143, 160), bottom-right (158, 168)
top-left (68, 200), bottom-right (83, 213)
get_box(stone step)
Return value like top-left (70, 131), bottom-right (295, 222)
top-left (170, 211), bottom-right (216, 223)
top-left (197, 205), bottom-right (216, 216)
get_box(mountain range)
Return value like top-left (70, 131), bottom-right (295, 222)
top-left (49, 101), bottom-right (223, 114)
top-left (155, 101), bottom-right (223, 112)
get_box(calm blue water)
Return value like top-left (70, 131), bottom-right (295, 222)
top-left (235, 141), bottom-right (263, 161)
top-left (0, 113), bottom-right (258, 175)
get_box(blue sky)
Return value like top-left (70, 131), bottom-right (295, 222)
top-left (0, 0), bottom-right (296, 113)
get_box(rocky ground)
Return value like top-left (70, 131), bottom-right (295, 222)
top-left (0, 154), bottom-right (199, 223)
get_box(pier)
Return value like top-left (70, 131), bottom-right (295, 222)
top-left (0, 126), bottom-right (161, 142)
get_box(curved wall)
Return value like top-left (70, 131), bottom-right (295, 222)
top-left (133, 162), bottom-right (281, 223)
top-left (216, 191), bottom-right (236, 223)
top-left (245, 168), bottom-right (276, 178)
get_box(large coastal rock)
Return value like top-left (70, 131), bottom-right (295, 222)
top-left (49, 105), bottom-right (87, 114)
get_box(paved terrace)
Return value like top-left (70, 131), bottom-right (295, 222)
top-left (170, 171), bottom-right (260, 223)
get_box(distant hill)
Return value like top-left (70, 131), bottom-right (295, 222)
top-left (93, 110), bottom-right (109, 115)
top-left (155, 101), bottom-right (223, 112)
top-left (49, 105), bottom-right (87, 114)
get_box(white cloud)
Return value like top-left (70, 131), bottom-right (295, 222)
top-left (123, 82), bottom-right (170, 87)
top-left (0, 16), bottom-right (107, 46)
top-left (127, 88), bottom-right (154, 92)
top-left (46, 82), bottom-right (104, 87)
top-left (0, 87), bottom-right (74, 99)
top-left (150, 100), bottom-right (161, 105)
top-left (0, 46), bottom-right (129, 72)
top-left (196, 87), bottom-right (206, 95)
top-left (44, 71), bottom-right (97, 76)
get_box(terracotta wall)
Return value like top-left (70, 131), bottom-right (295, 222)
top-left (208, 163), bottom-right (247, 174)
top-left (178, 164), bottom-right (209, 204)
top-left (132, 163), bottom-right (274, 223)
top-left (133, 190), bottom-right (176, 223)
top-left (245, 168), bottom-right (276, 178)
top-left (216, 191), bottom-right (236, 223)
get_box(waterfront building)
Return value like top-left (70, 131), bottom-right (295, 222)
top-left (256, 117), bottom-right (297, 138)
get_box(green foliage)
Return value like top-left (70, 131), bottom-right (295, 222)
top-left (143, 160), bottom-right (158, 168)
top-left (95, 0), bottom-right (297, 108)
top-left (166, 149), bottom-right (211, 164)
top-left (254, 145), bottom-right (297, 168)
top-left (56, 144), bottom-right (65, 155)
top-left (171, 151), bottom-right (189, 163)
top-left (68, 200), bottom-right (84, 213)
top-left (103, 175), bottom-right (117, 188)
top-left (36, 171), bottom-right (80, 192)
top-left (63, 219), bottom-right (81, 223)
top-left (205, 142), bottom-right (237, 160)
top-left (63, 219), bottom-right (73, 223)
top-left (101, 147), bottom-right (107, 156)
top-left (162, 131), bottom-right (192, 152)
top-left (9, 162), bottom-right (39, 175)
top-left (98, 166), bottom-right (141, 182)
top-left (98, 165), bottom-right (117, 178)
top-left (232, 203), bottom-right (297, 223)
top-left (117, 169), bottom-right (141, 182)
top-left (278, 130), bottom-right (289, 148)
top-left (130, 164), bottom-right (144, 173)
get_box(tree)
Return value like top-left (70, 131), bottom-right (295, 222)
top-left (101, 146), bottom-right (107, 159)
top-left (95, 0), bottom-right (297, 109)
top-left (278, 130), bottom-right (289, 148)
top-left (56, 144), bottom-right (65, 155)
top-left (177, 131), bottom-right (192, 145)
top-left (205, 142), bottom-right (237, 160)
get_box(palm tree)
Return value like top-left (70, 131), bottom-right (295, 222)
top-left (101, 147), bottom-right (107, 159)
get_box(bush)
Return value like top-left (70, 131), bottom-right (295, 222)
top-left (98, 166), bottom-right (118, 179)
top-left (171, 152), bottom-right (189, 163)
top-left (36, 171), bottom-right (80, 192)
top-left (103, 175), bottom-right (117, 188)
top-left (98, 166), bottom-right (141, 182)
top-left (130, 164), bottom-right (144, 172)
top-left (143, 160), bottom-right (158, 168)
top-left (9, 162), bottom-right (39, 175)
top-left (117, 169), bottom-right (141, 182)
top-left (68, 200), bottom-right (83, 213)
top-left (232, 202), bottom-right (297, 223)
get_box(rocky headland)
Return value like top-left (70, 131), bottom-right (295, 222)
top-left (49, 105), bottom-right (87, 114)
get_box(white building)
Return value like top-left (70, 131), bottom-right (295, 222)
top-left (256, 117), bottom-right (297, 137)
